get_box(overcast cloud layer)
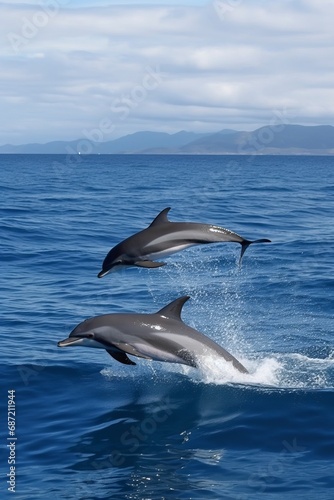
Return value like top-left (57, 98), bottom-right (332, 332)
top-left (1, 0), bottom-right (334, 145)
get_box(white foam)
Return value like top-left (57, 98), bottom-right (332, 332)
top-left (100, 351), bottom-right (334, 390)
top-left (192, 351), bottom-right (334, 389)
top-left (288, 352), bottom-right (334, 366)
top-left (188, 355), bottom-right (282, 387)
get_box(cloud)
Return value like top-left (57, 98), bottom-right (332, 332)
top-left (0, 0), bottom-right (333, 144)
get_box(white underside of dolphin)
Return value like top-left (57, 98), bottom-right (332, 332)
top-left (98, 207), bottom-right (270, 277)
top-left (58, 296), bottom-right (249, 374)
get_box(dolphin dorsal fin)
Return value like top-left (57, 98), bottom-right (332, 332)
top-left (149, 207), bottom-right (171, 227)
top-left (157, 296), bottom-right (190, 320)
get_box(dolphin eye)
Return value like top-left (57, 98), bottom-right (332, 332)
top-left (87, 333), bottom-right (94, 339)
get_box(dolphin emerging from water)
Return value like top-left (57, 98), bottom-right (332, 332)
top-left (58, 296), bottom-right (248, 374)
top-left (98, 207), bottom-right (270, 277)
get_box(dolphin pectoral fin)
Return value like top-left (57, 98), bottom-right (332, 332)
top-left (107, 350), bottom-right (136, 365)
top-left (149, 207), bottom-right (171, 227)
top-left (113, 342), bottom-right (153, 360)
top-left (239, 238), bottom-right (271, 264)
top-left (134, 260), bottom-right (166, 268)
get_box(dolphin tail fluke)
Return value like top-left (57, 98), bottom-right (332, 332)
top-left (239, 238), bottom-right (271, 264)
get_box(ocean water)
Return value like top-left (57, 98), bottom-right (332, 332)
top-left (1, 154), bottom-right (334, 500)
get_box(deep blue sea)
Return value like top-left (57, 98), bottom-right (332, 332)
top-left (1, 154), bottom-right (334, 500)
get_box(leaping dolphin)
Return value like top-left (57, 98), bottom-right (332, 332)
top-left (58, 296), bottom-right (249, 374)
top-left (98, 207), bottom-right (270, 277)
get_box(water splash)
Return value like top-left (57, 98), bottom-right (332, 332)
top-left (164, 348), bottom-right (334, 389)
top-left (101, 250), bottom-right (334, 391)
top-left (101, 351), bottom-right (334, 391)
top-left (158, 354), bottom-right (281, 387)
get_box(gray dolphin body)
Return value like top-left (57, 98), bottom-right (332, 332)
top-left (58, 296), bottom-right (248, 374)
top-left (98, 207), bottom-right (270, 277)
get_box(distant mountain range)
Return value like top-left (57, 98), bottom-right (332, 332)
top-left (1, 125), bottom-right (334, 155)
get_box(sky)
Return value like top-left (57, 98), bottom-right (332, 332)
top-left (1, 0), bottom-right (334, 145)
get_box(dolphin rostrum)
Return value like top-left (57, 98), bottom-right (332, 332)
top-left (58, 296), bottom-right (249, 374)
top-left (98, 207), bottom-right (270, 277)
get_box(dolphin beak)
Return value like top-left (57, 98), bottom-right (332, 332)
top-left (97, 268), bottom-right (110, 278)
top-left (58, 337), bottom-right (82, 347)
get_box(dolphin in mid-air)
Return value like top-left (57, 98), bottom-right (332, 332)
top-left (98, 207), bottom-right (270, 277)
top-left (58, 296), bottom-right (249, 374)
